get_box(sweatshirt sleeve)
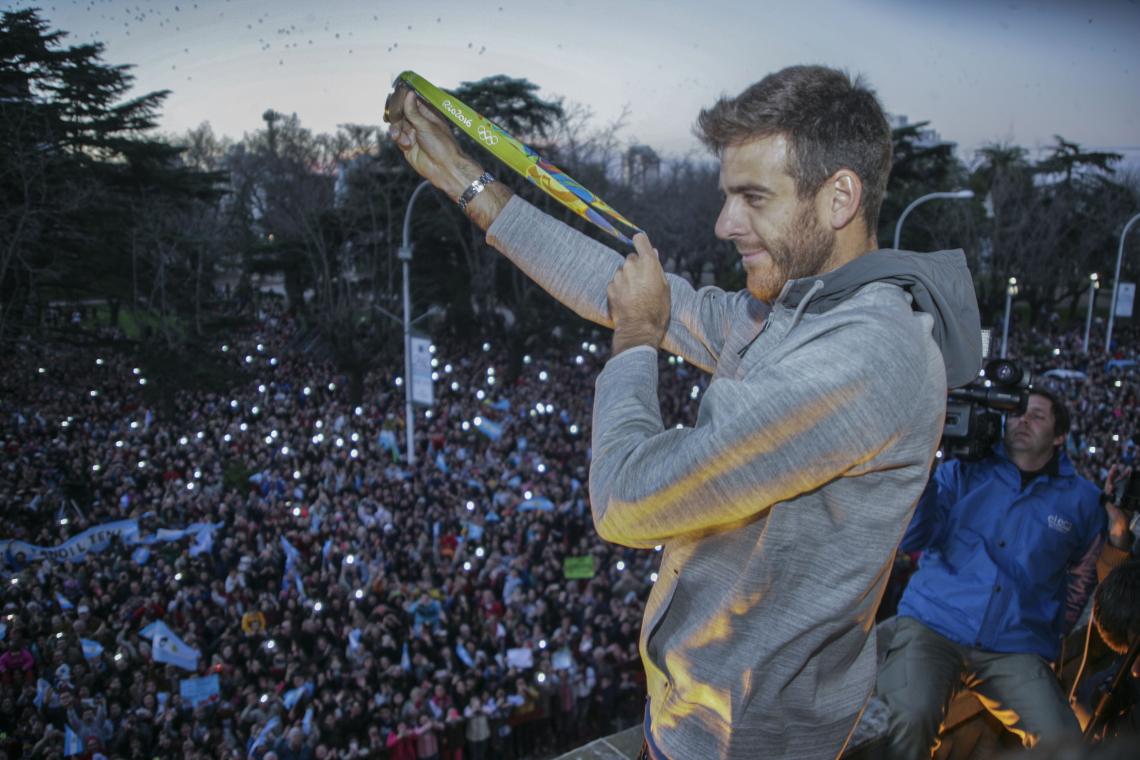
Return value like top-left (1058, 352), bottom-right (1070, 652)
top-left (588, 312), bottom-right (935, 547)
top-left (899, 460), bottom-right (962, 553)
top-left (486, 197), bottom-right (751, 373)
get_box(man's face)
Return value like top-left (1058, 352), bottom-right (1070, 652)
top-left (715, 135), bottom-right (836, 302)
top-left (1004, 394), bottom-right (1064, 460)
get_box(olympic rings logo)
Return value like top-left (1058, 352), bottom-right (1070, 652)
top-left (477, 126), bottom-right (499, 146)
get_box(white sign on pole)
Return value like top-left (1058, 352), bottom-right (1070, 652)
top-left (1116, 282), bottom-right (1135, 319)
top-left (410, 336), bottom-right (434, 406)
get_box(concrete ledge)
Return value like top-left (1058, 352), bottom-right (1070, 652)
top-left (554, 726), bottom-right (643, 760)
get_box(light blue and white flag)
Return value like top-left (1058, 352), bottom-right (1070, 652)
top-left (2, 519), bottom-right (139, 564)
top-left (435, 452), bottom-right (449, 474)
top-left (280, 536), bottom-right (301, 571)
top-left (400, 641), bottom-right (411, 672)
top-left (518, 497), bottom-right (555, 512)
top-left (154, 634), bottom-right (199, 671)
top-left (247, 715), bottom-right (280, 759)
top-left (55, 592), bottom-right (74, 610)
top-left (475, 418), bottom-right (502, 441)
top-left (141, 620), bottom-right (200, 671)
top-left (63, 724), bottom-right (82, 756)
top-left (80, 639), bottom-right (104, 660)
top-left (179, 674), bottom-right (220, 708)
top-left (33, 678), bottom-right (50, 709)
top-left (131, 547), bottom-right (150, 565)
top-left (283, 684), bottom-right (308, 710)
top-left (189, 525), bottom-right (215, 557)
top-left (302, 706), bottom-right (314, 736)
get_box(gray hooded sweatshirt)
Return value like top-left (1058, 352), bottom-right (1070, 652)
top-left (486, 197), bottom-right (982, 759)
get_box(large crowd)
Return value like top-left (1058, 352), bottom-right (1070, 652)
top-left (1, 297), bottom-right (1137, 760)
top-left (0, 297), bottom-right (707, 760)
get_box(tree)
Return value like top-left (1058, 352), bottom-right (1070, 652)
top-left (433, 75), bottom-right (566, 329)
top-left (971, 138), bottom-right (1129, 324)
top-left (880, 120), bottom-right (975, 255)
top-left (0, 8), bottom-right (220, 342)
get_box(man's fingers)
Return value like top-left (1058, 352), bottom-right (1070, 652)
top-left (632, 233), bottom-right (659, 262)
top-left (404, 91), bottom-right (448, 131)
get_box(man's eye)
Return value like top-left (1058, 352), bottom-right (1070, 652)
top-left (745, 195), bottom-right (765, 206)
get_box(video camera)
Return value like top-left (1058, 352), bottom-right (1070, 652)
top-left (942, 357), bottom-right (1032, 461)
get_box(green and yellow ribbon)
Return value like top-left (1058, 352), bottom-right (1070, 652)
top-left (386, 70), bottom-right (642, 246)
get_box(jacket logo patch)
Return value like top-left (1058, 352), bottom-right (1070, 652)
top-left (1047, 515), bottom-right (1072, 534)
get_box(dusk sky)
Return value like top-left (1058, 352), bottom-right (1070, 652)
top-left (13, 0), bottom-right (1140, 166)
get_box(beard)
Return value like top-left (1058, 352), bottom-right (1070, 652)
top-left (746, 203), bottom-right (836, 302)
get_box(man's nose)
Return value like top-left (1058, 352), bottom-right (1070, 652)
top-left (714, 197), bottom-right (745, 240)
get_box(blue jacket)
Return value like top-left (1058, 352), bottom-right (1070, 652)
top-left (898, 444), bottom-right (1105, 660)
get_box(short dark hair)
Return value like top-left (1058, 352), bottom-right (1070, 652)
top-left (1093, 560), bottom-right (1140, 654)
top-left (1030, 387), bottom-right (1071, 439)
top-left (695, 65), bottom-right (891, 233)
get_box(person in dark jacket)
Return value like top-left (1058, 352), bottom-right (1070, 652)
top-left (879, 388), bottom-right (1105, 757)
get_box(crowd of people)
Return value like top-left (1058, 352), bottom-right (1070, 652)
top-left (1, 298), bottom-right (1137, 760)
top-left (1, 298), bottom-right (703, 760)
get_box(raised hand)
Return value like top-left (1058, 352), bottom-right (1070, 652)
top-left (607, 233), bottom-right (671, 354)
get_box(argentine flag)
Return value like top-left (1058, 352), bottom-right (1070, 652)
top-left (475, 417), bottom-right (503, 441)
top-left (140, 620), bottom-right (200, 671)
top-left (80, 639), bottom-right (104, 660)
top-left (64, 725), bottom-right (82, 756)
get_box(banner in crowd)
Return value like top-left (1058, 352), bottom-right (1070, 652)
top-left (563, 555), bottom-right (596, 580)
top-left (552, 649), bottom-right (573, 671)
top-left (2, 520), bottom-right (221, 567)
top-left (180, 674), bottom-right (221, 708)
top-left (2, 519), bottom-right (139, 564)
top-left (506, 647), bottom-right (534, 669)
top-left (80, 639), bottom-right (104, 660)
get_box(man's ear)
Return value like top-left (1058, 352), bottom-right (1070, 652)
top-left (821, 169), bottom-right (863, 231)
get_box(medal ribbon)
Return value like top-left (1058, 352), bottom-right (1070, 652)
top-left (386, 70), bottom-right (642, 246)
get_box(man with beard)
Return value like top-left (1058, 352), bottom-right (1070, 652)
top-left (387, 65), bottom-right (981, 759)
top-left (879, 389), bottom-right (1105, 756)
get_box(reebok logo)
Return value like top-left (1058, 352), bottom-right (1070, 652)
top-left (1047, 514), bottom-right (1072, 534)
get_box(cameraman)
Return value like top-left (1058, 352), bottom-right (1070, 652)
top-left (878, 388), bottom-right (1105, 757)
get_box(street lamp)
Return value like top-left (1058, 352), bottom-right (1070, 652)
top-left (396, 181), bottom-right (434, 466)
top-left (893, 189), bottom-right (975, 251)
top-left (1082, 273), bottom-right (1099, 353)
top-left (1001, 277), bottom-right (1018, 359)
top-left (371, 181), bottom-right (435, 465)
top-left (1105, 211), bottom-right (1140, 354)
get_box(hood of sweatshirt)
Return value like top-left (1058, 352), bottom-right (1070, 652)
top-left (777, 248), bottom-right (982, 388)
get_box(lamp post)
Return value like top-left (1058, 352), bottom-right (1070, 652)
top-left (397, 181), bottom-right (433, 466)
top-left (1001, 277), bottom-right (1018, 359)
top-left (893, 189), bottom-right (975, 251)
top-left (1105, 212), bottom-right (1140, 354)
top-left (1082, 273), bottom-right (1099, 353)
